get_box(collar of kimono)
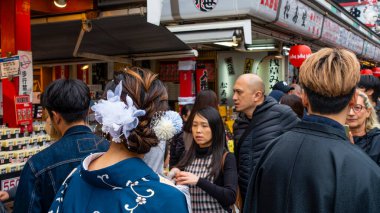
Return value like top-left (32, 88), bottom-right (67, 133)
top-left (80, 153), bottom-right (158, 189)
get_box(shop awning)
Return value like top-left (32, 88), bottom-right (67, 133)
top-left (31, 10), bottom-right (194, 64)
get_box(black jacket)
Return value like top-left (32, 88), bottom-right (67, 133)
top-left (233, 112), bottom-right (250, 158)
top-left (354, 127), bottom-right (380, 166)
top-left (234, 96), bottom-right (299, 200)
top-left (244, 120), bottom-right (380, 213)
top-left (169, 131), bottom-right (185, 169)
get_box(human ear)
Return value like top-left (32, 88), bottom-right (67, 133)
top-left (301, 92), bottom-right (309, 108)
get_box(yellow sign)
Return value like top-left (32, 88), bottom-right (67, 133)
top-left (227, 140), bottom-right (234, 153)
top-left (219, 105), bottom-right (227, 117)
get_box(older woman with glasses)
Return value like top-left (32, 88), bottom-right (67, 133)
top-left (346, 91), bottom-right (380, 166)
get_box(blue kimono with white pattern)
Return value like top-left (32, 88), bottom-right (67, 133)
top-left (49, 153), bottom-right (189, 213)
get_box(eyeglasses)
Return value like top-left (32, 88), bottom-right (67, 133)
top-left (352, 104), bottom-right (365, 113)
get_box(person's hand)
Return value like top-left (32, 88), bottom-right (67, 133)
top-left (175, 171), bottom-right (199, 186)
top-left (168, 168), bottom-right (180, 179)
top-left (0, 191), bottom-right (9, 201)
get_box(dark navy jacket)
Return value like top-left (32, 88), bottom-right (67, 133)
top-left (234, 96), bottom-right (299, 201)
top-left (14, 125), bottom-right (109, 213)
top-left (354, 127), bottom-right (380, 166)
top-left (245, 115), bottom-right (380, 213)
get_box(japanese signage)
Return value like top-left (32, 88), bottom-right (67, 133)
top-left (14, 95), bottom-right (32, 126)
top-left (363, 41), bottom-right (376, 59)
top-left (269, 59), bottom-right (280, 89)
top-left (0, 56), bottom-right (20, 78)
top-left (338, 27), bottom-right (349, 48)
top-left (275, 0), bottom-right (323, 39)
top-left (320, 18), bottom-right (341, 46)
top-left (193, 0), bottom-right (218, 12)
top-left (196, 69), bottom-right (208, 92)
top-left (18, 51), bottom-right (33, 102)
top-left (252, 0), bottom-right (280, 22)
top-left (349, 33), bottom-right (364, 55)
top-left (220, 82), bottom-right (228, 105)
top-left (337, 0), bottom-right (380, 34)
top-left (162, 0), bottom-right (279, 22)
top-left (225, 57), bottom-right (235, 75)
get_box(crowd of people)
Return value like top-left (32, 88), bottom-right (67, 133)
top-left (1, 47), bottom-right (380, 212)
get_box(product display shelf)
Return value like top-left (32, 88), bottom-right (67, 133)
top-left (0, 123), bottom-right (52, 191)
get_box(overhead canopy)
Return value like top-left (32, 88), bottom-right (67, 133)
top-left (31, 14), bottom-right (193, 64)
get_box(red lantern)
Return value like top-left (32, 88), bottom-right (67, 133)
top-left (372, 67), bottom-right (380, 77)
top-left (289, 45), bottom-right (312, 68)
top-left (360, 69), bottom-right (373, 75)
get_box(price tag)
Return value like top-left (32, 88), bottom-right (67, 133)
top-left (1, 176), bottom-right (20, 191)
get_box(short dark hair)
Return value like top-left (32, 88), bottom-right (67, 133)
top-left (358, 75), bottom-right (380, 103)
top-left (176, 107), bottom-right (226, 179)
top-left (280, 94), bottom-right (304, 118)
top-left (43, 79), bottom-right (90, 123)
top-left (304, 87), bottom-right (355, 115)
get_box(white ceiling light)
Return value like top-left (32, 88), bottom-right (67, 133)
top-left (54, 0), bottom-right (67, 8)
top-left (246, 45), bottom-right (277, 51)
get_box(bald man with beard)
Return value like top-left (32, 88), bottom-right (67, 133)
top-left (232, 74), bottom-right (299, 205)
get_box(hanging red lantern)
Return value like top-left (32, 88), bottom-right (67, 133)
top-left (288, 45), bottom-right (312, 68)
top-left (360, 69), bottom-right (373, 75)
top-left (372, 67), bottom-right (380, 77)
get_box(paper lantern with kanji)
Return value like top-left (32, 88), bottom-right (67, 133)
top-left (372, 67), bottom-right (380, 77)
top-left (289, 45), bottom-right (312, 68)
top-left (360, 69), bottom-right (373, 75)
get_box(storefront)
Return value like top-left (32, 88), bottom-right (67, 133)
top-left (160, 0), bottom-right (380, 105)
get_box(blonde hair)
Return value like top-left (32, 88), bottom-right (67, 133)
top-left (358, 91), bottom-right (380, 131)
top-left (299, 48), bottom-right (360, 97)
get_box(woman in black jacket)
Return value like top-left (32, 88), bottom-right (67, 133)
top-left (346, 91), bottom-right (380, 166)
top-left (172, 107), bottom-right (238, 212)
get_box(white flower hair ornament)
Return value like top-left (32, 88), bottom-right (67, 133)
top-left (150, 111), bottom-right (183, 141)
top-left (91, 82), bottom-right (146, 143)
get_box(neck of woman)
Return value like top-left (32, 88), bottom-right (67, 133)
top-left (88, 141), bottom-right (143, 171)
top-left (350, 125), bottom-right (367, 137)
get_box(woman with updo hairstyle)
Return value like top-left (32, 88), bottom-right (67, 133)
top-left (49, 67), bottom-right (189, 213)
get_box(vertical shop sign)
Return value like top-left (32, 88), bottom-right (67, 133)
top-left (244, 58), bottom-right (254, 73)
top-left (0, 56), bottom-right (20, 78)
top-left (269, 59), bottom-right (280, 89)
top-left (220, 82), bottom-right (228, 105)
top-left (18, 51), bottom-right (33, 102)
top-left (196, 69), bottom-right (208, 92)
top-left (225, 57), bottom-right (235, 75)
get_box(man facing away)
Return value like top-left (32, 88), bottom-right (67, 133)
top-left (232, 74), bottom-right (299, 203)
top-left (14, 79), bottom-right (109, 213)
top-left (244, 48), bottom-right (380, 213)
